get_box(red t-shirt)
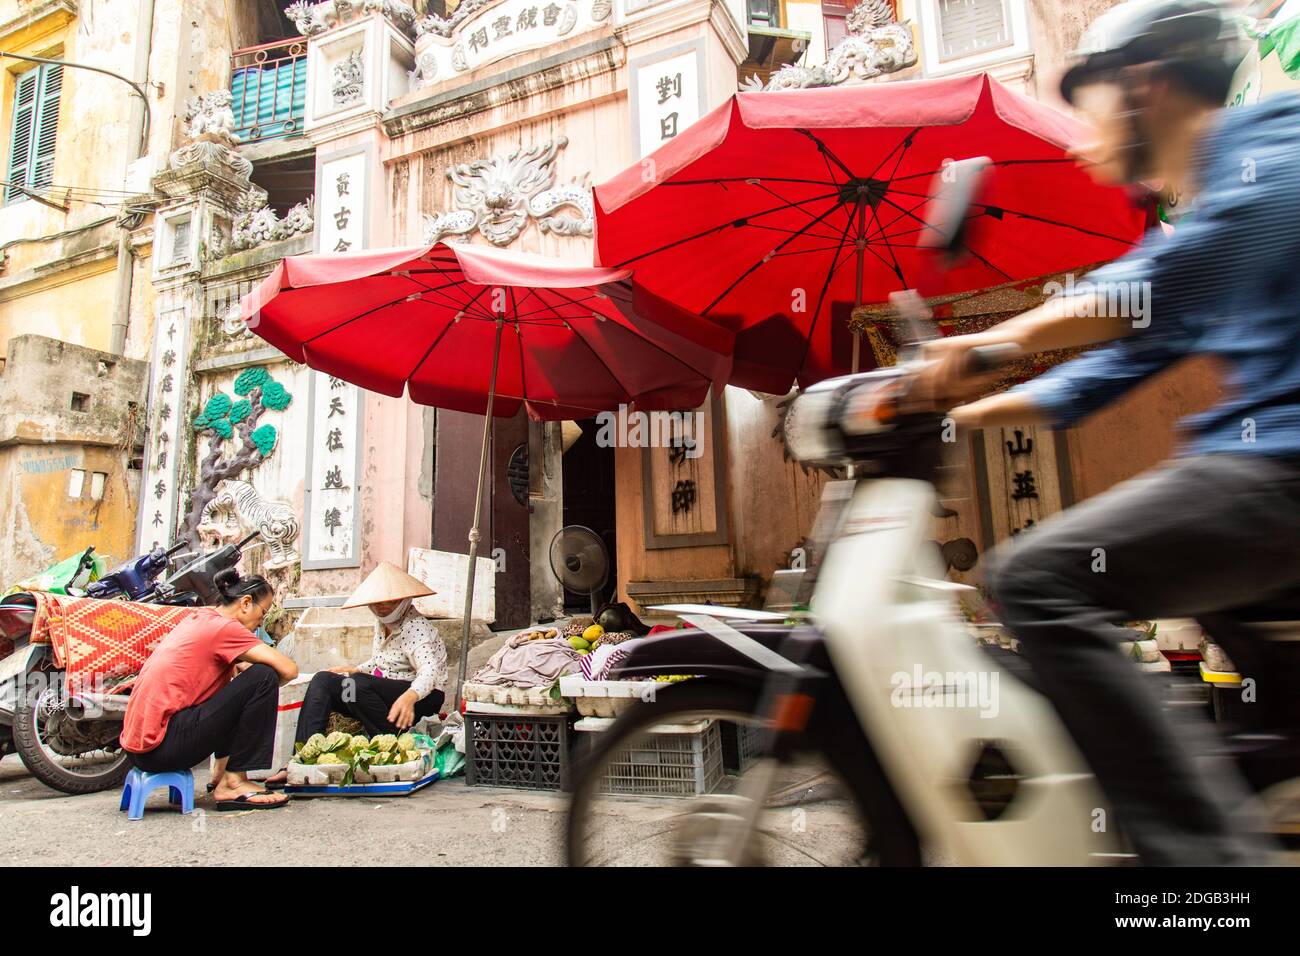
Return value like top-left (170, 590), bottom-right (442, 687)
top-left (120, 607), bottom-right (261, 753)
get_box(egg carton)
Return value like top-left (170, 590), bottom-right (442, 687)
top-left (558, 677), bottom-right (665, 718)
top-left (461, 681), bottom-right (572, 713)
top-left (286, 748), bottom-right (432, 786)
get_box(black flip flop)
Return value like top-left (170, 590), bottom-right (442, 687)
top-left (214, 790), bottom-right (288, 811)
top-left (208, 770), bottom-right (288, 792)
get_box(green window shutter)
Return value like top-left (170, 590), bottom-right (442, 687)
top-left (31, 64), bottom-right (62, 192)
top-left (5, 68), bottom-right (39, 204)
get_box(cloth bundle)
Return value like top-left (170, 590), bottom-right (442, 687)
top-left (469, 632), bottom-right (584, 688)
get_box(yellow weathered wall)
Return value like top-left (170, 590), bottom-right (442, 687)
top-left (0, 442), bottom-right (141, 580)
top-left (0, 260), bottom-right (117, 352)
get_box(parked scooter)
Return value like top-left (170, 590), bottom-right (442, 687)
top-left (0, 531), bottom-right (260, 794)
top-left (565, 161), bottom-right (1300, 866)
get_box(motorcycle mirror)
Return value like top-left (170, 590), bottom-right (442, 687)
top-left (918, 156), bottom-right (993, 264)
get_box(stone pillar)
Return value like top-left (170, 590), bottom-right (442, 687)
top-left (140, 97), bottom-right (268, 553)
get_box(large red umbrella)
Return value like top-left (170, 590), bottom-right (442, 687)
top-left (242, 240), bottom-right (732, 703)
top-left (595, 73), bottom-right (1150, 393)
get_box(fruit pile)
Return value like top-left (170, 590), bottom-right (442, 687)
top-left (517, 627), bottom-right (560, 642)
top-left (293, 731), bottom-right (421, 769)
top-left (567, 623), bottom-right (607, 655)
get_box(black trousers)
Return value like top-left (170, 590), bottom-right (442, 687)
top-left (986, 454), bottom-right (1300, 865)
top-left (128, 663), bottom-right (278, 774)
top-left (294, 670), bottom-right (444, 743)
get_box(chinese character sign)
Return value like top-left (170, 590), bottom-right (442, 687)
top-left (431, 0), bottom-right (591, 78)
top-left (317, 152), bottom-right (368, 255)
top-left (136, 307), bottom-right (190, 554)
top-left (305, 371), bottom-right (362, 566)
top-left (983, 425), bottom-right (1066, 541)
top-left (634, 48), bottom-right (701, 159)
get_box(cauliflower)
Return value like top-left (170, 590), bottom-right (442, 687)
top-left (371, 734), bottom-right (399, 753)
top-left (396, 733), bottom-right (415, 753)
top-left (315, 750), bottom-right (349, 766)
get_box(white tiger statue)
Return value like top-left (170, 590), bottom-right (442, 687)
top-left (198, 479), bottom-right (300, 568)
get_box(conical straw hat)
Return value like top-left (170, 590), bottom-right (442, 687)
top-left (342, 561), bottom-right (435, 608)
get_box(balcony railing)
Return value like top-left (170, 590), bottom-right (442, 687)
top-left (230, 38), bottom-right (308, 144)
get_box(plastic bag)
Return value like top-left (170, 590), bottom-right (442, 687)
top-left (434, 739), bottom-right (465, 779)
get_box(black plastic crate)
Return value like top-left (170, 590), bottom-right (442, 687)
top-left (466, 712), bottom-right (573, 791)
top-left (719, 720), bottom-right (766, 774)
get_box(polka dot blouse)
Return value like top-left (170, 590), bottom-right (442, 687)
top-left (357, 607), bottom-right (449, 701)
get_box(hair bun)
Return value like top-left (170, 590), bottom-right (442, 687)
top-left (212, 567), bottom-right (242, 599)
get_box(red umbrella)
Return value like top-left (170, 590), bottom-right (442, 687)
top-left (243, 240), bottom-right (731, 420)
top-left (242, 240), bottom-right (732, 703)
top-left (595, 73), bottom-right (1150, 393)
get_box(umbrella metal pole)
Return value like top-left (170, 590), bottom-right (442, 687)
top-left (455, 316), bottom-right (504, 710)
top-left (851, 201), bottom-right (867, 375)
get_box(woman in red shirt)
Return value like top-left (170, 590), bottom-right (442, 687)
top-left (121, 570), bottom-right (298, 810)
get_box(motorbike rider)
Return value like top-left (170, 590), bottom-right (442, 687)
top-left (916, 0), bottom-right (1300, 864)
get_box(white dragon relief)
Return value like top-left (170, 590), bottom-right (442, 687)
top-left (422, 135), bottom-right (594, 247)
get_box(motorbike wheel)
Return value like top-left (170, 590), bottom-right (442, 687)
top-left (566, 680), bottom-right (901, 867)
top-left (13, 678), bottom-right (130, 794)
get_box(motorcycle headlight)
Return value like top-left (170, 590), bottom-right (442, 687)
top-left (783, 385), bottom-right (843, 465)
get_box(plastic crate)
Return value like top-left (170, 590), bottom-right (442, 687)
top-left (600, 721), bottom-right (724, 798)
top-left (466, 712), bottom-right (573, 791)
top-left (719, 720), bottom-right (766, 774)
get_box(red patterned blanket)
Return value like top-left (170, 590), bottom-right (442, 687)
top-left (27, 592), bottom-right (193, 693)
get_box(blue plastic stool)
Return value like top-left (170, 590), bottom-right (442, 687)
top-left (119, 767), bottom-right (195, 821)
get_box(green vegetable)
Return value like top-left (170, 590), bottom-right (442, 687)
top-left (315, 750), bottom-right (348, 766)
top-left (350, 734), bottom-right (369, 751)
top-left (371, 734), bottom-right (398, 753)
top-left (396, 733), bottom-right (415, 753)
top-left (322, 731), bottom-right (350, 753)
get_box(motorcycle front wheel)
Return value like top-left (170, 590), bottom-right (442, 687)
top-left (566, 680), bottom-right (887, 867)
top-left (13, 675), bottom-right (130, 794)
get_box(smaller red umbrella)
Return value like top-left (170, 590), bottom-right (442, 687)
top-left (243, 241), bottom-right (732, 703)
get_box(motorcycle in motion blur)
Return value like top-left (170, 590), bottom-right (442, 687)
top-left (566, 160), bottom-right (1300, 866)
top-left (0, 531), bottom-right (260, 793)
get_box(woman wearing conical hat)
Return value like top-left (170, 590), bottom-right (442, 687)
top-left (265, 562), bottom-right (447, 786)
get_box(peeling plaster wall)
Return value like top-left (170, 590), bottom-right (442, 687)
top-left (0, 334), bottom-right (146, 583)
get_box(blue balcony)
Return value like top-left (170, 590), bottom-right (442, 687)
top-left (230, 38), bottom-right (308, 144)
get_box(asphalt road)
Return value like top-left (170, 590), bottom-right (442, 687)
top-left (0, 754), bottom-right (868, 866)
top-left (3, 754), bottom-right (1291, 867)
top-left (0, 757), bottom-right (569, 867)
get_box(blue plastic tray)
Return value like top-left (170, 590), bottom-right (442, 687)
top-left (285, 769), bottom-right (440, 797)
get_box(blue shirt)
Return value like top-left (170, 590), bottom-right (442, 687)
top-left (1011, 93), bottom-right (1300, 458)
